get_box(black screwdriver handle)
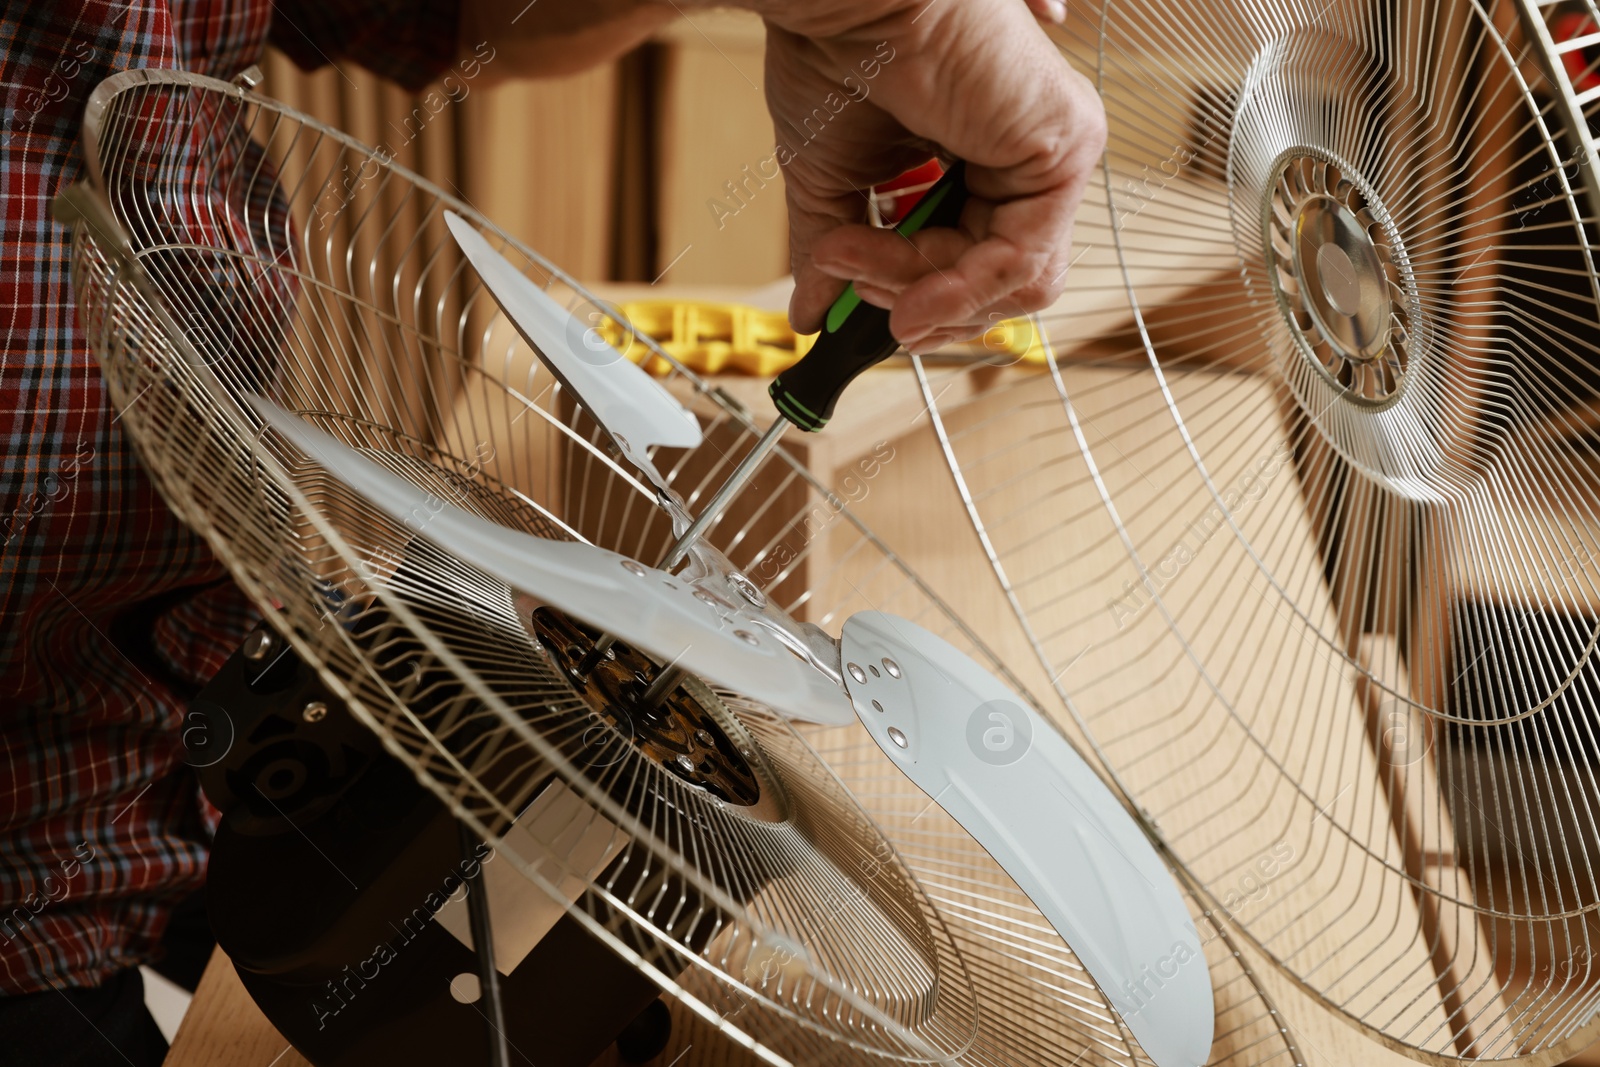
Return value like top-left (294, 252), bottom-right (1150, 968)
top-left (770, 161), bottom-right (969, 432)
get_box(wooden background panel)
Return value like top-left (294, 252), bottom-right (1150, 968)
top-left (651, 13), bottom-right (789, 288)
top-left (262, 47), bottom-right (620, 285)
top-left (458, 66), bottom-right (620, 283)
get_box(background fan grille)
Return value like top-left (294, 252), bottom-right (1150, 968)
top-left (909, 2), bottom-right (1600, 1061)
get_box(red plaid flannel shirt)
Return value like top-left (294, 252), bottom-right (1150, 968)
top-left (0, 0), bottom-right (457, 995)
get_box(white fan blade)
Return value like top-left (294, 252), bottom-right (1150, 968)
top-left (446, 211), bottom-right (701, 470)
top-left (840, 612), bottom-right (1215, 1067)
top-left (253, 398), bottom-right (855, 726)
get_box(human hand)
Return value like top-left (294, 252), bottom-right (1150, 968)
top-left (750, 0), bottom-right (1105, 350)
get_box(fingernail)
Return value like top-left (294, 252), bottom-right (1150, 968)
top-left (898, 328), bottom-right (931, 352)
top-left (1046, 0), bottom-right (1067, 23)
top-left (855, 284), bottom-right (894, 309)
top-left (812, 251), bottom-right (855, 274)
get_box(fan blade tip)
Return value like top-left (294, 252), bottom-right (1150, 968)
top-left (841, 609), bottom-right (1216, 1061)
top-left (446, 204), bottom-right (704, 455)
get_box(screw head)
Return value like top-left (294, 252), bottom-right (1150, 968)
top-left (728, 572), bottom-right (766, 608)
top-left (242, 628), bottom-right (274, 663)
top-left (673, 753), bottom-right (696, 775)
top-left (733, 629), bottom-right (759, 646)
top-left (695, 729), bottom-right (715, 747)
top-left (302, 701), bottom-right (328, 723)
top-left (621, 559), bottom-right (648, 577)
top-left (881, 658), bottom-right (901, 679)
top-left (887, 727), bottom-right (908, 749)
top-left (847, 663), bottom-right (867, 684)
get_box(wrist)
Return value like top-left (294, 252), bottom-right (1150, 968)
top-left (722, 0), bottom-right (927, 41)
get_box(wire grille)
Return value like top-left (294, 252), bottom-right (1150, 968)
top-left (70, 66), bottom-right (983, 1064)
top-left (912, 1), bottom-right (1600, 1061)
top-left (64, 65), bottom-right (1297, 1067)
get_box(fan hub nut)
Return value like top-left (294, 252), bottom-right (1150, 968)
top-left (1299, 217), bottom-right (1376, 329)
top-left (1298, 204), bottom-right (1382, 343)
top-left (1266, 151), bottom-right (1414, 405)
top-left (527, 605), bottom-right (763, 807)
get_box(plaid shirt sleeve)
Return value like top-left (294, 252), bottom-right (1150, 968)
top-left (0, 0), bottom-right (456, 997)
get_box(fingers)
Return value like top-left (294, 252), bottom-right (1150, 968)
top-left (787, 206), bottom-right (858, 333)
top-left (794, 188), bottom-right (1078, 346)
top-left (1021, 0), bottom-right (1068, 24)
top-left (890, 190), bottom-right (1072, 346)
top-left (804, 183), bottom-right (1074, 347)
top-left (812, 223), bottom-right (972, 292)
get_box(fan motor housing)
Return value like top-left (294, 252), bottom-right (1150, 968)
top-left (195, 628), bottom-right (668, 1067)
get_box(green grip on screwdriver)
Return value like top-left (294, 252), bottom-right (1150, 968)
top-left (769, 161), bottom-right (970, 432)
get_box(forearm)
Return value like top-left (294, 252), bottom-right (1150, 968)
top-left (455, 0), bottom-right (927, 82)
top-left (457, 0), bottom-right (677, 79)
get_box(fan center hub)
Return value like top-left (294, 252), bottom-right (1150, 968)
top-left (1313, 240), bottom-right (1360, 318)
top-left (525, 605), bottom-right (764, 807)
top-left (1265, 150), bottom-right (1415, 406)
top-left (1294, 196), bottom-right (1388, 359)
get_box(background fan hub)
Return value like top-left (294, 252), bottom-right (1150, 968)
top-left (1265, 150), bottom-right (1413, 405)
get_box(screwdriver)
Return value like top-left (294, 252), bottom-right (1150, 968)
top-left (632, 161), bottom-right (971, 706)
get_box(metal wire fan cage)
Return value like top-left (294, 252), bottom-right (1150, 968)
top-left (59, 65), bottom-right (1303, 1067)
top-left (908, 0), bottom-right (1600, 1063)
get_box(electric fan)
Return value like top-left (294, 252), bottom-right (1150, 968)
top-left (906, 0), bottom-right (1600, 1063)
top-left (55, 64), bottom-right (1306, 1067)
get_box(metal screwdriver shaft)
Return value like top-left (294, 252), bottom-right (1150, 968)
top-left (636, 410), bottom-right (793, 705)
top-left (660, 416), bottom-right (789, 570)
top-left (579, 417), bottom-right (788, 680)
top-left (595, 162), bottom-right (969, 708)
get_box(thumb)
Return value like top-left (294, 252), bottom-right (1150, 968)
top-left (787, 197), bottom-right (855, 333)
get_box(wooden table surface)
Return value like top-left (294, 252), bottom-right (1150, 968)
top-left (169, 939), bottom-right (1519, 1067)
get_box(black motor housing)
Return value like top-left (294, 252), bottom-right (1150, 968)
top-left (194, 625), bottom-right (668, 1067)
